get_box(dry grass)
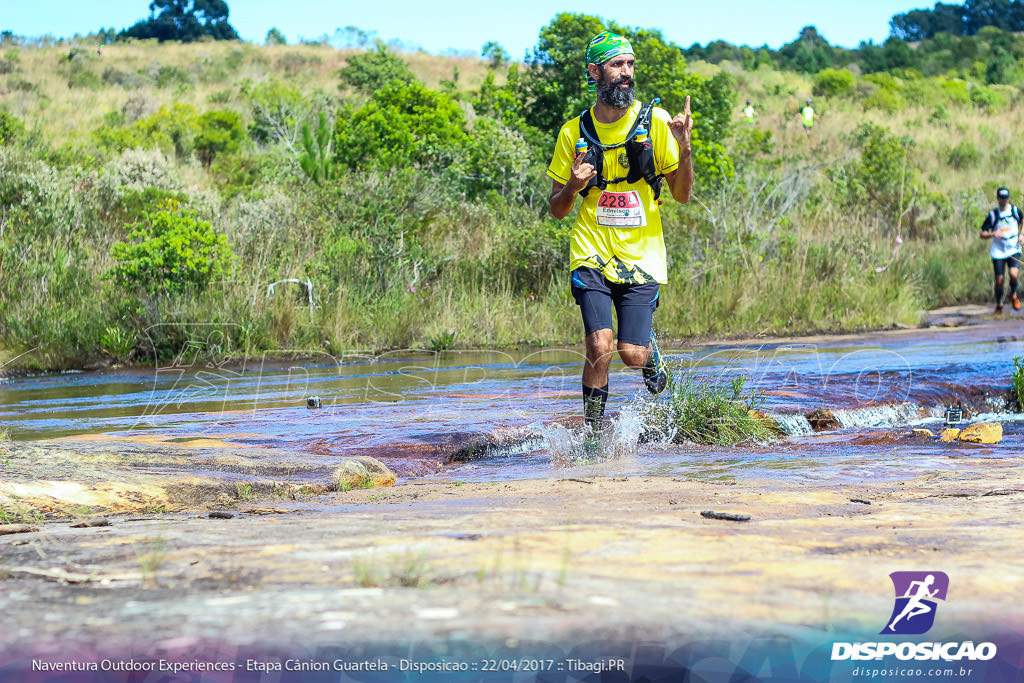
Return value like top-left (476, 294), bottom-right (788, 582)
top-left (3, 41), bottom-right (501, 148)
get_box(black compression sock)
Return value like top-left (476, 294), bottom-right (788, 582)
top-left (582, 383), bottom-right (609, 430)
top-left (995, 285), bottom-right (1004, 305)
top-left (1011, 279), bottom-right (1019, 298)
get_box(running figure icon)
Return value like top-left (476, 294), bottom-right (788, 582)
top-left (888, 574), bottom-right (938, 631)
top-left (881, 571), bottom-right (949, 635)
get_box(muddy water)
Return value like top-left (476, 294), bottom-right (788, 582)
top-left (2, 321), bottom-right (1024, 481)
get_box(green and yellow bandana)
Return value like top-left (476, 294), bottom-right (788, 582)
top-left (585, 31), bottom-right (633, 91)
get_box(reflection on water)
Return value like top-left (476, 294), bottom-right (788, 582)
top-left (2, 323), bottom-right (1024, 482)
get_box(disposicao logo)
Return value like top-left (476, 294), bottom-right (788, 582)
top-left (831, 571), bottom-right (998, 663)
top-left (881, 571), bottom-right (949, 635)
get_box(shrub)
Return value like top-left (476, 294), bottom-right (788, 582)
top-left (298, 111), bottom-right (335, 184)
top-left (940, 79), bottom-right (970, 105)
top-left (449, 116), bottom-right (534, 200)
top-left (813, 68), bottom-right (854, 97)
top-left (947, 140), bottom-right (981, 169)
top-left (195, 109), bottom-right (244, 166)
top-left (99, 148), bottom-right (180, 198)
top-left (692, 131), bottom-right (735, 189)
top-left (970, 85), bottom-right (1007, 111)
top-left (67, 67), bottom-right (102, 89)
top-left (276, 53), bottom-right (320, 74)
top-left (337, 43), bottom-right (416, 95)
top-left (210, 153), bottom-right (267, 199)
top-left (155, 65), bottom-right (191, 88)
top-left (335, 80), bottom-right (469, 172)
top-left (830, 123), bottom-right (917, 220)
top-left (107, 206), bottom-right (234, 296)
top-left (1013, 357), bottom-right (1024, 411)
top-left (245, 80), bottom-right (309, 148)
top-left (863, 88), bottom-right (906, 112)
top-left (0, 110), bottom-right (25, 145)
top-left (863, 72), bottom-right (900, 90)
top-left (102, 66), bottom-right (143, 88)
top-left (121, 103), bottom-right (200, 159)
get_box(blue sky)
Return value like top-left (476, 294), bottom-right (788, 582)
top-left (4, 1), bottom-right (931, 56)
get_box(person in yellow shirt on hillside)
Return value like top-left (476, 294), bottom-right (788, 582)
top-left (546, 31), bottom-right (694, 433)
top-left (743, 100), bottom-right (756, 123)
top-left (800, 98), bottom-right (814, 135)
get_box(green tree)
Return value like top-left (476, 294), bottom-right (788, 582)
top-left (777, 26), bottom-right (836, 73)
top-left (521, 12), bottom-right (605, 133)
top-left (519, 13), bottom-right (735, 185)
top-left (120, 0), bottom-right (240, 42)
top-left (337, 43), bottom-right (416, 95)
top-left (265, 27), bottom-right (287, 46)
top-left (985, 45), bottom-right (1017, 83)
top-left (481, 41), bottom-right (509, 69)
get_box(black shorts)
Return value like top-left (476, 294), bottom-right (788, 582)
top-left (992, 253), bottom-right (1023, 277)
top-left (570, 267), bottom-right (660, 346)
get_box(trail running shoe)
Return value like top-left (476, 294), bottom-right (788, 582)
top-left (1013, 294), bottom-right (1021, 311)
top-left (642, 333), bottom-right (669, 395)
top-left (995, 304), bottom-right (1004, 315)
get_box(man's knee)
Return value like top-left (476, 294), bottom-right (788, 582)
top-left (618, 342), bottom-right (649, 369)
top-left (585, 330), bottom-right (616, 362)
top-left (996, 274), bottom-right (1005, 286)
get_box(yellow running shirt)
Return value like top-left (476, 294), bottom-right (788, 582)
top-left (547, 100), bottom-right (679, 285)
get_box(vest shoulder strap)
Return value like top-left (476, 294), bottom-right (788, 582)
top-left (578, 101), bottom-right (648, 150)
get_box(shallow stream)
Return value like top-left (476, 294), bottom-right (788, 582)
top-left (3, 322), bottom-right (1023, 483)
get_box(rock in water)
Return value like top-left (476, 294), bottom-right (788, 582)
top-left (938, 428), bottom-right (961, 442)
top-left (806, 409), bottom-right (840, 431)
top-left (335, 456), bottom-right (396, 490)
top-left (958, 422), bottom-right (1002, 444)
top-left (912, 428), bottom-right (934, 438)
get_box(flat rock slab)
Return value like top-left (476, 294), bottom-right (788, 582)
top-left (0, 441), bottom-right (394, 514)
top-left (0, 462), bottom-right (1022, 656)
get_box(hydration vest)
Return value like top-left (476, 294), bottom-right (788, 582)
top-left (577, 99), bottom-right (664, 200)
top-left (990, 205), bottom-right (1023, 228)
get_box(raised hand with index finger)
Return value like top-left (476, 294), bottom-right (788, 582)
top-left (668, 95), bottom-right (694, 155)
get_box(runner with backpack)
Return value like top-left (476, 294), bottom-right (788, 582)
top-left (980, 186), bottom-right (1023, 314)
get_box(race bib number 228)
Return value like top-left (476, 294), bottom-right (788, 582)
top-left (595, 190), bottom-right (647, 228)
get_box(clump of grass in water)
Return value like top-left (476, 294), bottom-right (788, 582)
top-left (1012, 357), bottom-right (1024, 410)
top-left (658, 375), bottom-right (779, 445)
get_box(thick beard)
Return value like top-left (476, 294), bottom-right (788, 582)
top-left (596, 75), bottom-right (635, 110)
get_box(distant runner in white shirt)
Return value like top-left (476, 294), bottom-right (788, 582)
top-left (980, 186), bottom-right (1024, 314)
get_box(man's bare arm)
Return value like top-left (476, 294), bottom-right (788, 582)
top-left (549, 153), bottom-right (597, 219)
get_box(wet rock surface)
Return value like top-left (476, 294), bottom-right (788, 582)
top-left (0, 461), bottom-right (1022, 654)
top-left (0, 440), bottom-right (394, 514)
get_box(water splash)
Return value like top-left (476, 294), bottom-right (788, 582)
top-left (831, 402), bottom-right (922, 429)
top-left (771, 413), bottom-right (814, 436)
